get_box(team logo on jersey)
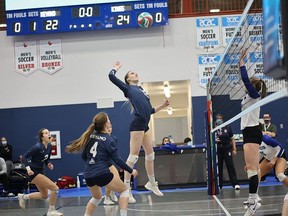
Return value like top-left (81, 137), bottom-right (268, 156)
top-left (88, 158), bottom-right (95, 164)
top-left (41, 154), bottom-right (49, 162)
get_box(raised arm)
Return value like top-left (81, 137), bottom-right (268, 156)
top-left (153, 98), bottom-right (170, 113)
top-left (108, 61), bottom-right (129, 94)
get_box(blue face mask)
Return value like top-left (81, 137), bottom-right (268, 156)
top-left (216, 119), bottom-right (223, 125)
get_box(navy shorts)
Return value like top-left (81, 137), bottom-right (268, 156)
top-left (85, 172), bottom-right (114, 187)
top-left (130, 115), bottom-right (150, 132)
top-left (29, 167), bottom-right (44, 182)
top-left (242, 125), bottom-right (262, 145)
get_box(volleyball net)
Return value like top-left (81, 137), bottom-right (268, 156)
top-left (205, 0), bottom-right (288, 195)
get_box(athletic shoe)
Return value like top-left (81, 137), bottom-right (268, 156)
top-left (144, 181), bottom-right (163, 196)
top-left (47, 209), bottom-right (64, 216)
top-left (103, 196), bottom-right (114, 205)
top-left (243, 194), bottom-right (262, 208)
top-left (234, 185), bottom-right (240, 190)
top-left (128, 189), bottom-right (136, 204)
top-left (18, 193), bottom-right (26, 209)
top-left (110, 191), bottom-right (118, 202)
top-left (244, 201), bottom-right (261, 216)
top-left (7, 193), bottom-right (15, 197)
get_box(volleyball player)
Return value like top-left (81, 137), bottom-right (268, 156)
top-left (109, 61), bottom-right (169, 203)
top-left (18, 128), bottom-right (63, 216)
top-left (66, 112), bottom-right (138, 216)
top-left (239, 49), bottom-right (267, 216)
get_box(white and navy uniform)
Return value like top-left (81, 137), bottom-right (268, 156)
top-left (82, 131), bottom-right (133, 187)
top-left (109, 69), bottom-right (155, 132)
top-left (240, 66), bottom-right (262, 144)
top-left (23, 142), bottom-right (52, 181)
top-left (259, 135), bottom-right (286, 161)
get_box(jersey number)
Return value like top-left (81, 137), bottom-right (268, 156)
top-left (90, 142), bottom-right (98, 157)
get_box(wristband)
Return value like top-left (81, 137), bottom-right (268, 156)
top-left (26, 166), bottom-right (31, 171)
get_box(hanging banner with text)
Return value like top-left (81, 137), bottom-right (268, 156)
top-left (196, 17), bottom-right (220, 52)
top-left (221, 15), bottom-right (245, 48)
top-left (39, 39), bottom-right (63, 74)
top-left (14, 40), bottom-right (38, 76)
top-left (247, 13), bottom-right (263, 50)
top-left (249, 52), bottom-right (272, 83)
top-left (198, 54), bottom-right (221, 88)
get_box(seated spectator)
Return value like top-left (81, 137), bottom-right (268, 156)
top-left (162, 137), bottom-right (171, 145)
top-left (0, 156), bottom-right (14, 197)
top-left (0, 137), bottom-right (13, 162)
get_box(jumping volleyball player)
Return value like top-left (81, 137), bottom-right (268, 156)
top-left (66, 112), bottom-right (138, 216)
top-left (239, 49), bottom-right (267, 216)
top-left (109, 61), bottom-right (169, 203)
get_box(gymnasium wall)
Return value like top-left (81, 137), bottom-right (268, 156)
top-left (0, 17), bottom-right (287, 180)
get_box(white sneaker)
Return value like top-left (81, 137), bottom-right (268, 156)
top-left (47, 209), bottom-right (64, 216)
top-left (144, 181), bottom-right (163, 196)
top-left (128, 189), bottom-right (136, 204)
top-left (110, 191), bottom-right (118, 202)
top-left (243, 194), bottom-right (262, 208)
top-left (18, 193), bottom-right (26, 209)
top-left (244, 201), bottom-right (261, 216)
top-left (103, 196), bottom-right (114, 205)
top-left (234, 185), bottom-right (240, 190)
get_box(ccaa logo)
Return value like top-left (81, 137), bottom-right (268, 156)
top-left (198, 18), bottom-right (216, 27)
top-left (254, 52), bottom-right (263, 59)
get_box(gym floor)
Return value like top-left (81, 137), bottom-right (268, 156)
top-left (0, 177), bottom-right (285, 216)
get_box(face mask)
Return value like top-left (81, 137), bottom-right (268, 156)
top-left (264, 120), bottom-right (270, 124)
top-left (216, 119), bottom-right (223, 125)
top-left (2, 141), bottom-right (7, 145)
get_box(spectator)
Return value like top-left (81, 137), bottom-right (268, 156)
top-left (162, 137), bottom-right (171, 145)
top-left (261, 113), bottom-right (277, 138)
top-left (215, 114), bottom-right (240, 190)
top-left (0, 137), bottom-right (13, 162)
top-left (0, 156), bottom-right (14, 197)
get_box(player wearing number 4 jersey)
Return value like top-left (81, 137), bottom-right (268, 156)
top-left (66, 112), bottom-right (138, 216)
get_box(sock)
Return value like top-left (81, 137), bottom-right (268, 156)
top-left (124, 180), bottom-right (130, 189)
top-left (248, 193), bottom-right (258, 203)
top-left (249, 175), bottom-right (259, 193)
top-left (48, 205), bottom-right (55, 211)
top-left (148, 175), bottom-right (156, 184)
top-left (84, 214), bottom-right (91, 216)
top-left (120, 209), bottom-right (127, 216)
top-left (23, 194), bottom-right (29, 200)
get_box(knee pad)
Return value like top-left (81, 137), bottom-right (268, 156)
top-left (247, 169), bottom-right (258, 179)
top-left (277, 173), bottom-right (287, 182)
top-left (127, 154), bottom-right (138, 164)
top-left (89, 197), bottom-right (102, 206)
top-left (145, 152), bottom-right (155, 161)
top-left (119, 188), bottom-right (129, 198)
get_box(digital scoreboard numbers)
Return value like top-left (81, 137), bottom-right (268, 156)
top-left (5, 0), bottom-right (168, 36)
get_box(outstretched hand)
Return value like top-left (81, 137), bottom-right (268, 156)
top-left (239, 48), bottom-right (248, 67)
top-left (113, 61), bottom-right (122, 72)
top-left (163, 98), bottom-right (170, 107)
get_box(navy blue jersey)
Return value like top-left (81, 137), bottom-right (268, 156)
top-left (23, 142), bottom-right (51, 169)
top-left (81, 132), bottom-right (132, 179)
top-left (216, 125), bottom-right (233, 150)
top-left (109, 69), bottom-right (155, 118)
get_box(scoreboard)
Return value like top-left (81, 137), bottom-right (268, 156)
top-left (5, 0), bottom-right (169, 36)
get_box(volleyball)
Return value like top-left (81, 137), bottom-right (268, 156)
top-left (137, 12), bottom-right (153, 28)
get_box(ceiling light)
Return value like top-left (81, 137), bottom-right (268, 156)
top-left (163, 84), bottom-right (171, 98)
top-left (210, 9), bottom-right (220, 13)
top-left (167, 107), bottom-right (173, 115)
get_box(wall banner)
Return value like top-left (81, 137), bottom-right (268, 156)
top-left (196, 17), bottom-right (220, 52)
top-left (39, 39), bottom-right (63, 74)
top-left (14, 40), bottom-right (38, 76)
top-left (247, 13), bottom-right (263, 50)
top-left (198, 54), bottom-right (221, 88)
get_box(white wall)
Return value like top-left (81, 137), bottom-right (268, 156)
top-left (0, 17), bottom-right (213, 109)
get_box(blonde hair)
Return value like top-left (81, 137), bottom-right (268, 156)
top-left (65, 112), bottom-right (108, 153)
